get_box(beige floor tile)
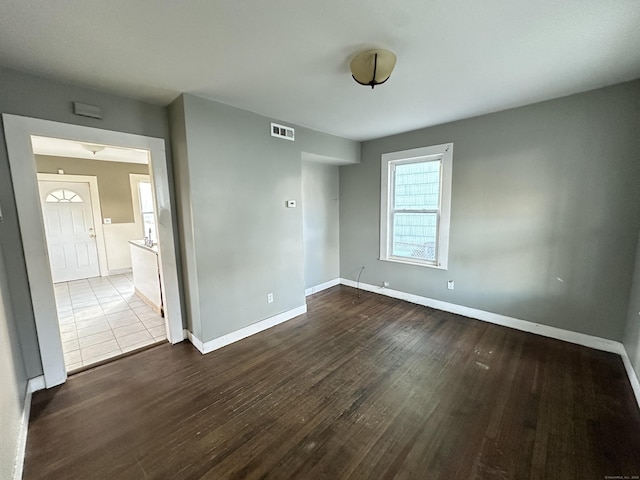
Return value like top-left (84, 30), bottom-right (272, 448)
top-left (70, 290), bottom-right (97, 298)
top-left (106, 309), bottom-right (136, 321)
top-left (108, 314), bottom-right (140, 329)
top-left (72, 299), bottom-right (100, 309)
top-left (59, 323), bottom-right (77, 334)
top-left (58, 314), bottom-right (76, 325)
top-left (62, 338), bottom-right (80, 353)
top-left (126, 301), bottom-right (147, 310)
top-left (146, 325), bottom-right (166, 339)
top-left (101, 300), bottom-right (131, 314)
top-left (82, 350), bottom-right (121, 366)
top-left (79, 330), bottom-right (116, 348)
top-left (60, 331), bottom-right (78, 343)
top-left (66, 362), bottom-right (83, 371)
top-left (113, 322), bottom-right (146, 338)
top-left (64, 350), bottom-right (82, 366)
top-left (98, 295), bottom-right (124, 305)
top-left (141, 316), bottom-right (164, 328)
top-left (121, 339), bottom-right (157, 354)
top-left (117, 330), bottom-right (153, 348)
top-left (74, 306), bottom-right (104, 320)
top-left (69, 290), bottom-right (94, 298)
top-left (136, 311), bottom-right (162, 322)
top-left (75, 316), bottom-right (109, 329)
top-left (81, 339), bottom-right (120, 359)
top-left (77, 322), bottom-right (112, 338)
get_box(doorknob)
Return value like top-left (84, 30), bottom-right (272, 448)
top-left (89, 234), bottom-right (96, 238)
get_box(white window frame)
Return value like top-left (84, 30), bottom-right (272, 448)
top-left (380, 143), bottom-right (453, 270)
top-left (130, 173), bottom-right (157, 242)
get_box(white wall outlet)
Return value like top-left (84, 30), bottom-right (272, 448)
top-left (447, 280), bottom-right (454, 290)
top-left (267, 293), bottom-right (274, 303)
top-left (382, 281), bottom-right (390, 288)
top-left (286, 200), bottom-right (297, 208)
top-left (103, 218), bottom-right (112, 224)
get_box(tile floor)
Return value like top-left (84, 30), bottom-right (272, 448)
top-left (55, 273), bottom-right (166, 371)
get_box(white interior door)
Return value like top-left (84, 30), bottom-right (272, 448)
top-left (38, 180), bottom-right (100, 282)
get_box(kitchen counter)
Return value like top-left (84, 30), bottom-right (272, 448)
top-left (129, 240), bottom-right (162, 314)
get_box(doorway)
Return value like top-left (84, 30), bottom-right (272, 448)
top-left (3, 114), bottom-right (184, 388)
top-left (36, 163), bottom-right (167, 372)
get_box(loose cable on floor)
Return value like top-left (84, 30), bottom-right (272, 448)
top-left (356, 266), bottom-right (365, 299)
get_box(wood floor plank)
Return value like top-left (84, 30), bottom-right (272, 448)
top-left (23, 285), bottom-right (640, 479)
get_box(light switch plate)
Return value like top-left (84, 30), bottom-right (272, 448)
top-left (286, 200), bottom-right (297, 208)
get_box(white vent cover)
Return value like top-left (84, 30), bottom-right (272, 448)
top-left (271, 122), bottom-right (295, 141)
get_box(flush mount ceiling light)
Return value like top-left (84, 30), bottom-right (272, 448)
top-left (81, 143), bottom-right (106, 155)
top-left (350, 48), bottom-right (397, 89)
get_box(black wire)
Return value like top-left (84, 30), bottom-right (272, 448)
top-left (356, 266), bottom-right (365, 298)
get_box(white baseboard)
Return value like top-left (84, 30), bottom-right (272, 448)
top-left (186, 304), bottom-right (308, 355)
top-left (620, 347), bottom-right (640, 411)
top-left (184, 329), bottom-right (204, 354)
top-left (340, 278), bottom-right (640, 410)
top-left (107, 268), bottom-right (132, 276)
top-left (305, 278), bottom-right (340, 297)
top-left (14, 376), bottom-right (45, 480)
top-left (28, 375), bottom-right (45, 393)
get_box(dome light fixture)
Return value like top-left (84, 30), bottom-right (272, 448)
top-left (81, 143), bottom-right (106, 155)
top-left (350, 48), bottom-right (397, 89)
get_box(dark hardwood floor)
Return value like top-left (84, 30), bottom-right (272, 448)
top-left (24, 286), bottom-right (640, 479)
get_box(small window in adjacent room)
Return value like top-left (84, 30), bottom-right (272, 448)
top-left (380, 143), bottom-right (453, 269)
top-left (138, 180), bottom-right (157, 243)
top-left (130, 174), bottom-right (157, 244)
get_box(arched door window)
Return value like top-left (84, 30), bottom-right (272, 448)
top-left (45, 189), bottom-right (84, 203)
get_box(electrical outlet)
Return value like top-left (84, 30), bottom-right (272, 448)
top-left (382, 281), bottom-right (390, 288)
top-left (447, 280), bottom-right (454, 290)
top-left (267, 293), bottom-right (274, 303)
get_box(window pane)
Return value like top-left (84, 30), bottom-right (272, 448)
top-left (394, 160), bottom-right (441, 210)
top-left (138, 181), bottom-right (154, 212)
top-left (143, 213), bottom-right (157, 243)
top-left (45, 189), bottom-right (83, 203)
top-left (392, 212), bottom-right (437, 262)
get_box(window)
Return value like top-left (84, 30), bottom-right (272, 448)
top-left (137, 180), bottom-right (156, 242)
top-left (130, 174), bottom-right (157, 244)
top-left (380, 143), bottom-right (453, 269)
top-left (45, 189), bottom-right (83, 203)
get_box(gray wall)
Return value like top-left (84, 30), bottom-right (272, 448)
top-left (302, 161), bottom-right (340, 289)
top-left (169, 94), bottom-right (358, 343)
top-left (0, 66), bottom-right (175, 377)
top-left (0, 240), bottom-right (28, 480)
top-left (624, 231), bottom-right (640, 384)
top-left (340, 80), bottom-right (640, 341)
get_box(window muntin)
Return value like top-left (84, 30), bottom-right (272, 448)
top-left (380, 143), bottom-right (453, 269)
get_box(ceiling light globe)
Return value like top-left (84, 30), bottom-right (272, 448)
top-left (350, 49), bottom-right (396, 89)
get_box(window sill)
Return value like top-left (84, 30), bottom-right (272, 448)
top-left (379, 256), bottom-right (448, 270)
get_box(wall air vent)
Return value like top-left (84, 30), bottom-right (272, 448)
top-left (271, 123), bottom-right (295, 141)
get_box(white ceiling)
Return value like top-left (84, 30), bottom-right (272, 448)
top-left (2, 1), bottom-right (640, 141)
top-left (31, 136), bottom-right (149, 164)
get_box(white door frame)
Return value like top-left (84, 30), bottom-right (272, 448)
top-left (3, 114), bottom-right (185, 388)
top-left (37, 173), bottom-right (109, 278)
